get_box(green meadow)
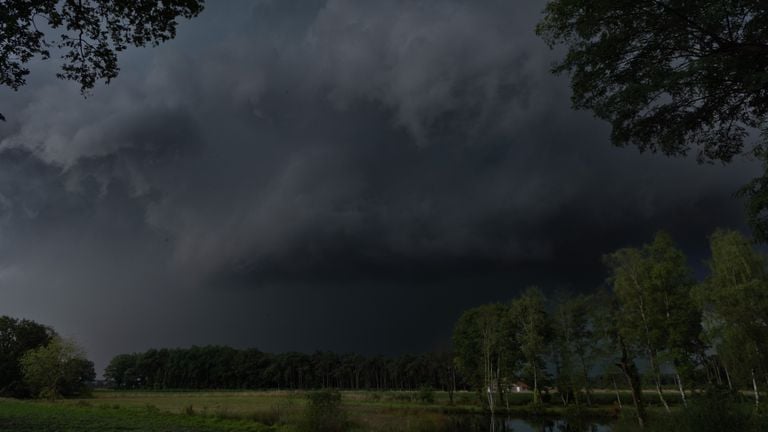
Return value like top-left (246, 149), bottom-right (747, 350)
top-left (4, 389), bottom-right (767, 431)
top-left (0, 389), bottom-right (618, 432)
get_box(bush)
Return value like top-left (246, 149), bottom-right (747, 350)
top-left (615, 387), bottom-right (764, 432)
top-left (417, 386), bottom-right (435, 404)
top-left (298, 389), bottom-right (348, 432)
top-left (20, 337), bottom-right (95, 399)
top-left (657, 390), bottom-right (751, 432)
top-left (250, 406), bottom-right (283, 426)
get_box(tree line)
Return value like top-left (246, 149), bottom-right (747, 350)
top-left (453, 229), bottom-right (768, 426)
top-left (0, 316), bottom-right (94, 399)
top-left (105, 347), bottom-right (465, 395)
top-left (9, 226), bottom-right (768, 427)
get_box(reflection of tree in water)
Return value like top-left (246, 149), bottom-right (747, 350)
top-left (445, 415), bottom-right (608, 432)
top-left (514, 417), bottom-right (603, 432)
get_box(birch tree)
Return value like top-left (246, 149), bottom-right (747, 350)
top-left (453, 303), bottom-right (513, 413)
top-left (605, 232), bottom-right (696, 412)
top-left (510, 287), bottom-right (550, 405)
top-left (699, 229), bottom-right (768, 408)
top-left (591, 288), bottom-right (646, 427)
top-left (646, 232), bottom-right (701, 408)
top-left (552, 293), bottom-right (597, 406)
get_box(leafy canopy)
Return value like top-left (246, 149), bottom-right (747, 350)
top-left (0, 0), bottom-right (204, 94)
top-left (604, 231), bottom-right (699, 366)
top-left (537, 1), bottom-right (768, 238)
top-left (20, 336), bottom-right (95, 399)
top-left (0, 316), bottom-right (55, 397)
top-left (698, 229), bottom-right (768, 380)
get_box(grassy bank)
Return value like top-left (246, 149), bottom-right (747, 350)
top-left (0, 389), bottom-right (623, 432)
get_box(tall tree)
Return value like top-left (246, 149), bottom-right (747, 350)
top-left (537, 1), bottom-right (768, 239)
top-left (551, 293), bottom-right (597, 406)
top-left (453, 303), bottom-right (512, 413)
top-left (646, 231), bottom-right (702, 407)
top-left (592, 289), bottom-right (647, 427)
top-left (0, 316), bottom-right (55, 397)
top-left (698, 229), bottom-right (768, 408)
top-left (510, 287), bottom-right (550, 405)
top-left (605, 232), bottom-right (696, 412)
top-left (20, 336), bottom-right (95, 399)
top-left (103, 353), bottom-right (136, 388)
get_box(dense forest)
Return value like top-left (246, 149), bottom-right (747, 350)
top-left (104, 348), bottom-right (464, 393)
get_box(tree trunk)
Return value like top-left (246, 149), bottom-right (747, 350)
top-left (618, 339), bottom-right (645, 428)
top-left (713, 360), bottom-right (722, 386)
top-left (725, 365), bottom-right (733, 391)
top-left (634, 276), bottom-right (669, 413)
top-left (483, 329), bottom-right (494, 414)
top-left (752, 369), bottom-right (760, 409)
top-left (487, 384), bottom-right (495, 415)
top-left (496, 354), bottom-right (504, 411)
top-left (649, 352), bottom-right (670, 412)
top-left (612, 376), bottom-right (623, 409)
top-left (452, 367), bottom-right (456, 394)
top-left (580, 356), bottom-right (592, 406)
top-left (676, 372), bottom-right (687, 408)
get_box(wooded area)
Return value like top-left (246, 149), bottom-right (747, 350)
top-left (103, 348), bottom-right (463, 394)
top-left (452, 229), bottom-right (768, 426)
top-left (99, 228), bottom-right (768, 427)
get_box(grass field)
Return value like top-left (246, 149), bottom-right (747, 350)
top-left (0, 389), bottom-right (623, 432)
top-left (0, 386), bottom-right (760, 431)
top-left (0, 397), bottom-right (277, 432)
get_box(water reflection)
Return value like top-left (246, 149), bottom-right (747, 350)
top-left (445, 414), bottom-right (613, 432)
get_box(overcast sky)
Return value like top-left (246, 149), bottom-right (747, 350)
top-left (0, 0), bottom-right (759, 374)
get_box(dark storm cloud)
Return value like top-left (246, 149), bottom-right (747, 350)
top-left (0, 0), bottom-right (759, 371)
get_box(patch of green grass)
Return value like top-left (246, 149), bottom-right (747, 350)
top-left (0, 398), bottom-right (282, 432)
top-left (1, 389), bottom-right (625, 432)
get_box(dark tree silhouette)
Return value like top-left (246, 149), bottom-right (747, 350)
top-left (104, 347), bottom-right (464, 392)
top-left (0, 0), bottom-right (204, 118)
top-left (537, 1), bottom-right (768, 238)
top-left (0, 316), bottom-right (55, 397)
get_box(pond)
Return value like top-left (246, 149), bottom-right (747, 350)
top-left (443, 414), bottom-right (614, 432)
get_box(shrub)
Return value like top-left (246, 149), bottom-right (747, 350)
top-left (417, 386), bottom-right (435, 404)
top-left (250, 407), bottom-right (282, 426)
top-left (20, 337), bottom-right (95, 400)
top-left (298, 389), bottom-right (347, 432)
top-left (654, 390), bottom-right (751, 432)
top-left (615, 387), bottom-right (761, 432)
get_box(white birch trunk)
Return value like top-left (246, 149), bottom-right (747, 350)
top-left (752, 369), bottom-right (760, 409)
top-left (676, 373), bottom-right (687, 408)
